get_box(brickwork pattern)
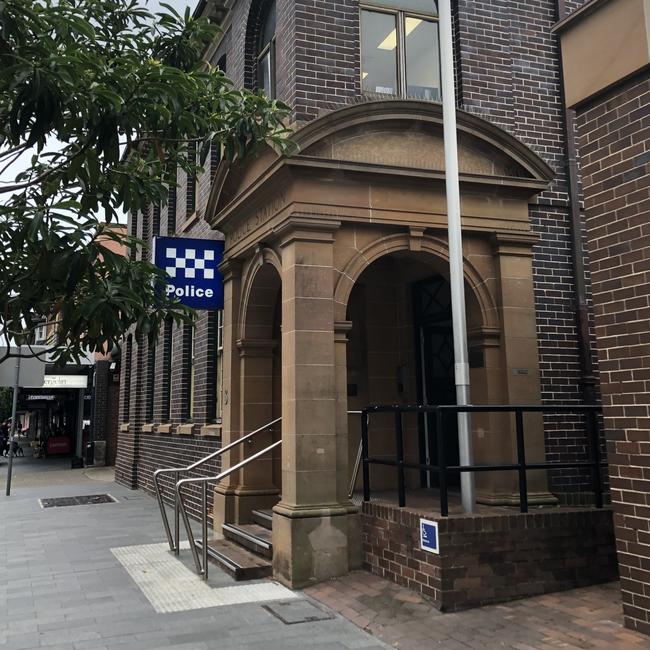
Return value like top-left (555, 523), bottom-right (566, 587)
top-left (362, 501), bottom-right (617, 612)
top-left (577, 72), bottom-right (650, 635)
top-left (116, 0), bottom-right (604, 510)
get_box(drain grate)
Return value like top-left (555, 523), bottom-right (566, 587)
top-left (263, 600), bottom-right (334, 625)
top-left (39, 494), bottom-right (117, 508)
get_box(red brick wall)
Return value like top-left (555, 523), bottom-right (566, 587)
top-left (362, 501), bottom-right (617, 612)
top-left (576, 72), bottom-right (650, 635)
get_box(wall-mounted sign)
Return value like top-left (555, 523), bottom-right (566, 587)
top-left (42, 375), bottom-right (88, 389)
top-left (25, 394), bottom-right (57, 401)
top-left (153, 236), bottom-right (224, 310)
top-left (420, 518), bottom-right (440, 554)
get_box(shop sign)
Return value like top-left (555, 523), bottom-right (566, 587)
top-left (420, 518), bottom-right (439, 554)
top-left (42, 374), bottom-right (88, 389)
top-left (25, 394), bottom-right (57, 401)
top-left (153, 236), bottom-right (224, 310)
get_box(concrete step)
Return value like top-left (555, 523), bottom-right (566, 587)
top-left (251, 509), bottom-right (273, 531)
top-left (223, 523), bottom-right (273, 559)
top-left (197, 538), bottom-right (272, 581)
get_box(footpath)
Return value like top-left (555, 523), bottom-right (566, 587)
top-left (1, 458), bottom-right (644, 650)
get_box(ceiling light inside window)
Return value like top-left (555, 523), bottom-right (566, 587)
top-left (377, 18), bottom-right (423, 50)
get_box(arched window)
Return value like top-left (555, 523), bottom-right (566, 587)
top-left (361, 0), bottom-right (440, 100)
top-left (257, 0), bottom-right (276, 98)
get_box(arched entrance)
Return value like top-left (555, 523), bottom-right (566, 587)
top-left (345, 251), bottom-right (485, 494)
top-left (214, 257), bottom-right (282, 527)
top-left (209, 100), bottom-right (556, 587)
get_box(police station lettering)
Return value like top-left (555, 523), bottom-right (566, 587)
top-left (165, 247), bottom-right (215, 299)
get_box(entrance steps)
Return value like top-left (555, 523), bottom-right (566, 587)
top-left (199, 509), bottom-right (274, 581)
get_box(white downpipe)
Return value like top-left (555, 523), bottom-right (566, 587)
top-left (439, 0), bottom-right (475, 513)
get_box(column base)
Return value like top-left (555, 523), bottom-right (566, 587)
top-left (213, 485), bottom-right (280, 531)
top-left (272, 502), bottom-right (359, 589)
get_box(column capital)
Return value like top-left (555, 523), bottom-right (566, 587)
top-left (491, 232), bottom-right (538, 257)
top-left (218, 257), bottom-right (243, 281)
top-left (334, 320), bottom-right (353, 343)
top-left (236, 338), bottom-right (278, 357)
top-left (274, 215), bottom-right (341, 248)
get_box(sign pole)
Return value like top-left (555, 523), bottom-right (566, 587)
top-left (5, 351), bottom-right (22, 496)
top-left (439, 0), bottom-right (475, 513)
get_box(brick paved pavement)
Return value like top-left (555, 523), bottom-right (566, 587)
top-left (307, 572), bottom-right (647, 649)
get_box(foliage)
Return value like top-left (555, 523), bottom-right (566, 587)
top-left (0, 0), bottom-right (292, 365)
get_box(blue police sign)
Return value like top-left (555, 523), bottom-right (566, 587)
top-left (153, 236), bottom-right (224, 310)
top-left (420, 518), bottom-right (440, 554)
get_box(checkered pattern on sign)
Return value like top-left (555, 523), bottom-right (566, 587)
top-left (165, 248), bottom-right (216, 280)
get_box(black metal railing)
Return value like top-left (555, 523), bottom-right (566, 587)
top-left (360, 404), bottom-right (605, 517)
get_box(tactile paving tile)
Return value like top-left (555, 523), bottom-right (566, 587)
top-left (111, 541), bottom-right (299, 613)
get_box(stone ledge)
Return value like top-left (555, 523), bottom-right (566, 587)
top-left (157, 423), bottom-right (172, 434)
top-left (142, 423), bottom-right (156, 433)
top-left (200, 424), bottom-right (222, 437)
top-left (119, 423), bottom-right (130, 433)
top-left (177, 423), bottom-right (195, 436)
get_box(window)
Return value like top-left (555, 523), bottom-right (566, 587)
top-left (257, 1), bottom-right (276, 97)
top-left (189, 323), bottom-right (196, 420)
top-left (186, 140), bottom-right (197, 219)
top-left (361, 1), bottom-right (441, 101)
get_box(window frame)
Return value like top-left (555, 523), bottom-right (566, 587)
top-left (359, 3), bottom-right (441, 100)
top-left (256, 1), bottom-right (276, 98)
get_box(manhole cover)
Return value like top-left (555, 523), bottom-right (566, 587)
top-left (39, 494), bottom-right (117, 508)
top-left (263, 600), bottom-right (334, 625)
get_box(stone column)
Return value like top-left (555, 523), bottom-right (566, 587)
top-left (231, 338), bottom-right (280, 522)
top-left (476, 233), bottom-right (555, 505)
top-left (213, 258), bottom-right (242, 530)
top-left (272, 218), bottom-right (354, 588)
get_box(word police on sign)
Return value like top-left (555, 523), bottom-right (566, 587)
top-left (153, 236), bottom-right (224, 310)
top-left (420, 518), bottom-right (440, 554)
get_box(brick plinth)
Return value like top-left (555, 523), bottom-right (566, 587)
top-left (362, 501), bottom-right (617, 612)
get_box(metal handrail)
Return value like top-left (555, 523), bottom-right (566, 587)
top-left (153, 417), bottom-right (281, 553)
top-left (347, 411), bottom-right (365, 499)
top-left (175, 439), bottom-right (282, 579)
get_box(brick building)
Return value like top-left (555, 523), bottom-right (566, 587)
top-left (556, 0), bottom-right (650, 635)
top-left (116, 0), bottom-right (619, 602)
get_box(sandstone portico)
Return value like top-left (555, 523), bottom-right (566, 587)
top-left (209, 100), bottom-right (556, 586)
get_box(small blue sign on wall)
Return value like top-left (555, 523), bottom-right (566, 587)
top-left (420, 518), bottom-right (440, 554)
top-left (153, 236), bottom-right (224, 310)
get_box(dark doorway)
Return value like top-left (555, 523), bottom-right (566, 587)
top-left (413, 275), bottom-right (460, 487)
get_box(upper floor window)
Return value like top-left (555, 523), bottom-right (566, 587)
top-left (257, 0), bottom-right (276, 98)
top-left (361, 1), bottom-right (441, 101)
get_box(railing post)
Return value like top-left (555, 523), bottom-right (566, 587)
top-left (202, 481), bottom-right (209, 580)
top-left (588, 408), bottom-right (604, 508)
top-left (361, 410), bottom-right (370, 502)
top-left (515, 409), bottom-right (528, 514)
top-left (174, 471), bottom-right (180, 555)
top-left (436, 408), bottom-right (449, 517)
top-left (395, 410), bottom-right (406, 508)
